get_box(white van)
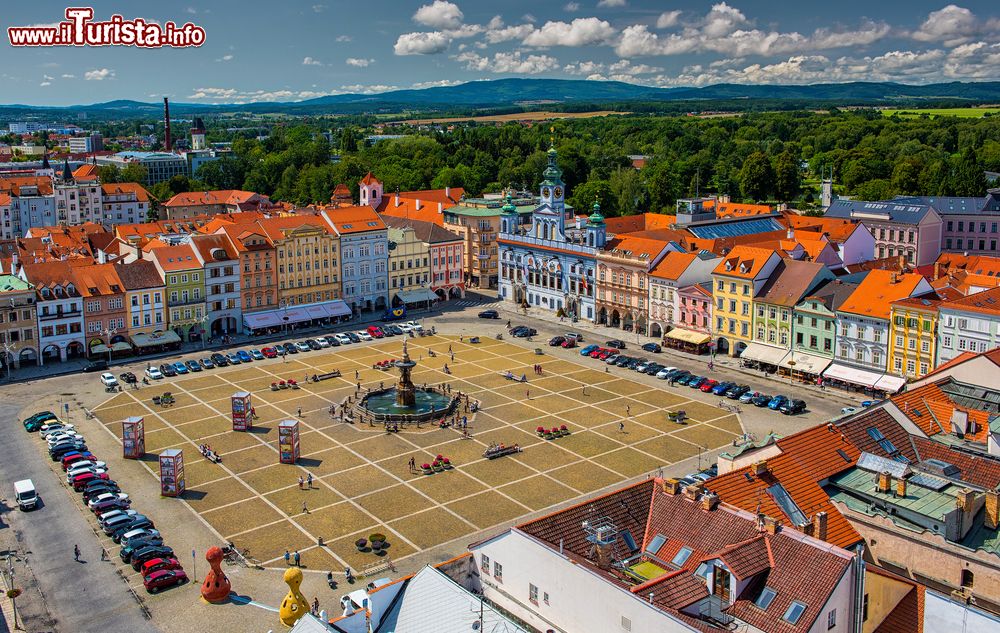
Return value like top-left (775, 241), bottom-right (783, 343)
top-left (14, 479), bottom-right (37, 510)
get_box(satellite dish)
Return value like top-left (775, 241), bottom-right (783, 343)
top-left (472, 622), bottom-right (481, 631)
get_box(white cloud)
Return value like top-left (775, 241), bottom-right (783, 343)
top-left (483, 19), bottom-right (534, 44)
top-left (335, 35), bottom-right (352, 42)
top-left (455, 51), bottom-right (559, 74)
top-left (910, 4), bottom-right (1000, 46)
top-left (84, 68), bottom-right (114, 81)
top-left (809, 20), bottom-right (891, 50)
top-left (413, 0), bottom-right (464, 29)
top-left (61, 73), bottom-right (75, 78)
top-left (523, 17), bottom-right (616, 47)
top-left (338, 84), bottom-right (399, 94)
top-left (615, 25), bottom-right (698, 57)
top-left (522, 13), bottom-right (537, 23)
top-left (185, 6), bottom-right (197, 14)
top-left (187, 87), bottom-right (336, 103)
top-left (394, 31), bottom-right (451, 55)
top-left (346, 57), bottom-right (375, 67)
top-left (656, 10), bottom-right (682, 29)
top-left (39, 81), bottom-right (51, 87)
top-left (564, 59), bottom-right (662, 76)
top-left (302, 56), bottom-right (323, 66)
top-left (447, 23), bottom-right (485, 39)
top-left (564, 2), bottom-right (580, 10)
top-left (216, 54), bottom-right (234, 62)
top-left (411, 79), bottom-right (465, 89)
top-left (43, 74), bottom-right (53, 81)
top-left (312, 4), bottom-right (327, 12)
top-left (597, 0), bottom-right (626, 7)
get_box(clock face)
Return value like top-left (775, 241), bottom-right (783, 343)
top-left (554, 187), bottom-right (563, 199)
top-left (542, 187), bottom-right (551, 198)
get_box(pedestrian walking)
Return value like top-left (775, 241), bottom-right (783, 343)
top-left (619, 421), bottom-right (625, 433)
top-left (307, 473), bottom-right (313, 488)
top-left (74, 544), bottom-right (80, 561)
top-left (298, 476), bottom-right (304, 489)
top-left (450, 352), bottom-right (455, 362)
top-left (448, 344), bottom-right (453, 353)
top-left (285, 550), bottom-right (291, 565)
top-left (294, 550), bottom-right (301, 566)
top-left (459, 335), bottom-right (464, 343)
top-left (626, 404), bottom-right (631, 417)
top-left (297, 407), bottom-right (302, 417)
top-left (355, 369), bottom-right (360, 380)
top-left (582, 385), bottom-right (588, 396)
top-left (101, 549), bottom-right (108, 561)
top-left (526, 389), bottom-right (530, 399)
top-left (312, 597), bottom-right (320, 615)
top-left (302, 501), bottom-right (309, 514)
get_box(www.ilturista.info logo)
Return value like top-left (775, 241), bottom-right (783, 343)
top-left (8, 7), bottom-right (206, 48)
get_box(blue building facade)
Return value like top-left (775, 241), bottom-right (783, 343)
top-left (498, 145), bottom-right (606, 321)
top-left (323, 207), bottom-right (389, 314)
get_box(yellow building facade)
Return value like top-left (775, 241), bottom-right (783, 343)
top-left (261, 218), bottom-right (341, 307)
top-left (710, 247), bottom-right (781, 357)
top-left (888, 297), bottom-right (939, 380)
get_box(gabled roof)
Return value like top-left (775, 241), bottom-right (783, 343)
top-left (71, 163), bottom-right (100, 182)
top-left (376, 188), bottom-right (464, 225)
top-left (801, 279), bottom-right (860, 312)
top-left (708, 534), bottom-right (774, 580)
top-left (189, 233), bottom-right (240, 262)
top-left (712, 246), bottom-right (777, 279)
top-left (938, 285), bottom-right (1000, 316)
top-left (0, 176), bottom-right (53, 196)
top-left (113, 259), bottom-right (163, 290)
top-left (756, 259), bottom-right (830, 307)
top-left (784, 215), bottom-right (862, 242)
top-left (254, 215), bottom-right (334, 242)
top-left (838, 270), bottom-right (927, 320)
top-left (382, 215), bottom-right (462, 244)
top-left (101, 182), bottom-right (150, 201)
top-left (602, 235), bottom-right (670, 262)
top-left (604, 213), bottom-right (675, 234)
top-left (324, 205), bottom-right (386, 234)
top-left (648, 251), bottom-right (697, 280)
top-left (72, 263), bottom-right (123, 298)
top-left (147, 244), bottom-right (200, 273)
top-left (162, 190), bottom-right (263, 208)
top-left (868, 566), bottom-right (924, 633)
top-left (705, 199), bottom-right (773, 218)
top-left (824, 199), bottom-right (937, 225)
top-left (359, 172), bottom-right (381, 186)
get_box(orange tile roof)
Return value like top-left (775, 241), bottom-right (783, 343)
top-left (838, 270), bottom-right (926, 320)
top-left (323, 205), bottom-right (386, 234)
top-left (784, 214), bottom-right (861, 242)
top-left (603, 235), bottom-right (670, 261)
top-left (708, 424), bottom-right (863, 549)
top-left (255, 215), bottom-right (334, 241)
top-left (359, 172), bottom-right (381, 186)
top-left (649, 251), bottom-right (697, 280)
top-left (712, 246), bottom-right (778, 278)
top-left (71, 163), bottom-right (100, 182)
top-left (870, 565), bottom-right (924, 633)
top-left (604, 213), bottom-right (674, 234)
top-left (0, 193), bottom-right (10, 206)
top-left (939, 285), bottom-right (1000, 316)
top-left (148, 244), bottom-right (200, 272)
top-left (72, 263), bottom-right (123, 298)
top-left (101, 182), bottom-right (150, 202)
top-left (704, 199), bottom-right (773, 218)
top-left (162, 190), bottom-right (261, 208)
top-left (376, 188), bottom-right (463, 225)
top-left (0, 176), bottom-right (53, 196)
top-left (893, 380), bottom-right (991, 443)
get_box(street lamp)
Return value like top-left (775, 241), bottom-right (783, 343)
top-left (102, 326), bottom-right (117, 365)
top-left (2, 340), bottom-right (16, 383)
top-left (198, 313), bottom-right (209, 349)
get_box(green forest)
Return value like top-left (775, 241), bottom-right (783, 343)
top-left (135, 110), bottom-right (1000, 217)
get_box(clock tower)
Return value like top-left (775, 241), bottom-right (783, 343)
top-left (539, 136), bottom-right (566, 234)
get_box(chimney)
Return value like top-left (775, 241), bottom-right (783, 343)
top-left (445, 186), bottom-right (451, 199)
top-left (889, 272), bottom-right (898, 284)
top-left (934, 261), bottom-right (941, 280)
top-left (896, 477), bottom-right (907, 499)
top-left (683, 482), bottom-right (703, 500)
top-left (415, 199), bottom-right (422, 210)
top-left (956, 488), bottom-right (976, 513)
top-left (986, 489), bottom-right (1000, 530)
top-left (752, 460), bottom-right (769, 477)
top-left (662, 478), bottom-right (681, 495)
top-left (952, 410), bottom-right (969, 436)
top-left (394, 193), bottom-right (400, 208)
top-left (813, 512), bottom-right (828, 541)
top-left (438, 202), bottom-right (443, 214)
top-left (786, 227), bottom-right (794, 240)
top-left (877, 471), bottom-right (893, 494)
top-left (163, 97), bottom-right (172, 152)
top-left (700, 492), bottom-right (719, 512)
top-left (762, 516), bottom-right (781, 535)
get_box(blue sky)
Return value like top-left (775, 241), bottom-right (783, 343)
top-left (3, 1), bottom-right (1000, 105)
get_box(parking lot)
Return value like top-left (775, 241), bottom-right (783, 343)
top-left (90, 331), bottom-right (744, 574)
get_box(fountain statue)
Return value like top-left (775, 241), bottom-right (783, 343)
top-left (395, 339), bottom-right (417, 408)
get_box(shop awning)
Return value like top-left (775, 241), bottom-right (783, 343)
top-left (779, 351), bottom-right (832, 375)
top-left (665, 328), bottom-right (711, 345)
top-left (822, 363), bottom-right (884, 389)
top-left (111, 341), bottom-right (133, 352)
top-left (396, 288), bottom-right (439, 304)
top-left (740, 342), bottom-right (789, 366)
top-left (131, 330), bottom-right (182, 348)
top-left (242, 300), bottom-right (351, 330)
top-left (874, 374), bottom-right (907, 394)
top-left (90, 343), bottom-right (109, 354)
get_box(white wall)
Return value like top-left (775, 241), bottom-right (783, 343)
top-left (807, 566), bottom-right (855, 633)
top-left (924, 590), bottom-right (1000, 633)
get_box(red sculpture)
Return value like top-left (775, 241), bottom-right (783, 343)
top-left (201, 546), bottom-right (231, 603)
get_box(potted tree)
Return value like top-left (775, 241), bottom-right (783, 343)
top-left (536, 426), bottom-right (546, 437)
top-left (442, 457), bottom-right (452, 469)
top-left (355, 538), bottom-right (368, 552)
top-left (421, 463), bottom-right (433, 475)
top-left (560, 424), bottom-right (570, 436)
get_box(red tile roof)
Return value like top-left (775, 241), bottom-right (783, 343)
top-left (147, 244), bottom-right (200, 272)
top-left (71, 163), bottom-right (100, 182)
top-left (705, 199), bottom-right (773, 218)
top-left (890, 380), bottom-right (990, 443)
top-left (604, 213), bottom-right (674, 234)
top-left (376, 188), bottom-right (464, 225)
top-left (649, 251), bottom-right (697, 281)
top-left (868, 565), bottom-right (925, 633)
top-left (838, 270), bottom-right (927, 320)
top-left (101, 182), bottom-right (150, 202)
top-left (359, 172), bottom-right (380, 186)
top-left (911, 437), bottom-right (1000, 490)
top-left (323, 205), bottom-right (386, 234)
top-left (162, 190), bottom-right (263, 208)
top-left (712, 246), bottom-right (778, 279)
top-left (603, 235), bottom-right (670, 262)
top-left (939, 285), bottom-right (1000, 316)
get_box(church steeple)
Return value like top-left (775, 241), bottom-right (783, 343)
top-left (500, 189), bottom-right (517, 235)
top-left (538, 128), bottom-right (566, 234)
top-left (61, 159), bottom-right (73, 182)
top-left (586, 197), bottom-right (606, 249)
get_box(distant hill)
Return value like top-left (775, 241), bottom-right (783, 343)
top-left (4, 78), bottom-right (1000, 117)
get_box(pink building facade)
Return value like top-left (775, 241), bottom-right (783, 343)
top-left (675, 282), bottom-right (713, 333)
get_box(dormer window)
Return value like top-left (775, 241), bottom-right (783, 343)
top-left (725, 261), bottom-right (733, 271)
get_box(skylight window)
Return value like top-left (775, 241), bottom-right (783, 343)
top-left (645, 534), bottom-right (666, 556)
top-left (867, 427), bottom-right (904, 459)
top-left (766, 483), bottom-right (809, 527)
top-left (694, 562), bottom-right (709, 579)
top-left (782, 601), bottom-right (807, 625)
top-left (836, 449), bottom-right (851, 463)
top-left (754, 587), bottom-right (777, 611)
top-left (671, 546), bottom-right (693, 567)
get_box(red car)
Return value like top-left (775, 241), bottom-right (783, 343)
top-left (261, 347), bottom-right (278, 358)
top-left (143, 569), bottom-right (188, 593)
top-left (141, 557), bottom-right (182, 576)
top-left (589, 348), bottom-right (607, 358)
top-left (699, 379), bottom-right (719, 393)
top-left (72, 472), bottom-right (109, 491)
top-left (62, 453), bottom-right (97, 470)
top-left (367, 326), bottom-right (384, 338)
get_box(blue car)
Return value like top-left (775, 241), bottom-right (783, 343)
top-left (688, 376), bottom-right (706, 389)
top-left (712, 381), bottom-right (735, 396)
top-left (768, 395), bottom-right (788, 410)
top-left (580, 344), bottom-right (599, 356)
top-left (250, 349), bottom-right (265, 361)
top-left (236, 350), bottom-right (253, 363)
top-left (172, 362), bottom-right (189, 375)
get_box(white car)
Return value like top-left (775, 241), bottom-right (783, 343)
top-left (67, 460), bottom-right (107, 476)
top-left (69, 466), bottom-right (108, 484)
top-left (145, 367), bottom-right (164, 380)
top-left (397, 323), bottom-right (413, 333)
top-left (100, 372), bottom-right (119, 388)
top-left (841, 406), bottom-right (859, 415)
top-left (47, 433), bottom-right (85, 448)
top-left (316, 338), bottom-right (331, 348)
top-left (333, 333), bottom-right (351, 345)
top-left (295, 341), bottom-right (312, 352)
top-left (405, 321), bottom-right (423, 331)
top-left (356, 331), bottom-right (373, 341)
top-left (655, 366), bottom-right (678, 379)
top-left (98, 508), bottom-right (136, 526)
top-left (40, 423), bottom-right (75, 438)
top-left (120, 528), bottom-right (160, 546)
top-left (88, 493), bottom-right (130, 512)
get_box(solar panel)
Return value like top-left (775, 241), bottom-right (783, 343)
top-left (856, 452), bottom-right (909, 478)
top-left (908, 473), bottom-right (950, 491)
top-left (687, 217), bottom-right (784, 239)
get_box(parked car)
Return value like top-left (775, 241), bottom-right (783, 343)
top-left (688, 376), bottom-right (707, 389)
top-left (145, 367), bottom-right (164, 380)
top-left (512, 327), bottom-right (537, 338)
top-left (739, 391), bottom-right (760, 404)
top-left (225, 353), bottom-right (242, 364)
top-left (61, 453), bottom-right (96, 469)
top-left (315, 338), bottom-right (331, 348)
top-left (334, 333), bottom-right (352, 345)
top-left (840, 406), bottom-right (859, 415)
top-left (580, 344), bottom-right (599, 356)
top-left (83, 360), bottom-right (109, 373)
top-left (478, 309), bottom-right (500, 319)
top-left (251, 349), bottom-right (266, 360)
top-left (345, 332), bottom-right (361, 343)
top-left (606, 339), bottom-right (626, 349)
top-left (88, 493), bottom-right (130, 513)
top-left (367, 326), bottom-right (384, 339)
top-left (641, 342), bottom-right (662, 353)
top-left (565, 332), bottom-right (584, 343)
top-left (100, 372), bottom-right (119, 388)
top-left (354, 332), bottom-right (372, 342)
top-left (40, 423), bottom-right (75, 438)
top-left (405, 321), bottom-right (423, 331)
top-left (655, 366), bottom-right (678, 379)
top-left (185, 360), bottom-right (202, 373)
top-left (159, 364), bottom-right (177, 377)
top-left (172, 362), bottom-right (189, 375)
top-left (47, 432), bottom-right (85, 447)
top-left (768, 395), bottom-right (789, 410)
top-left (604, 354), bottom-right (621, 365)
top-left (711, 382), bottom-right (735, 396)
top-left (23, 411), bottom-right (57, 432)
top-left (397, 323), bottom-right (413, 333)
top-left (199, 358), bottom-right (215, 370)
top-left (644, 363), bottom-right (666, 375)
top-left (726, 385), bottom-right (751, 400)
top-left (121, 536), bottom-right (166, 564)
top-left (119, 372), bottom-right (137, 384)
top-left (131, 546), bottom-right (174, 571)
top-left (84, 483), bottom-right (121, 502)
top-left (50, 443), bottom-right (88, 460)
top-left (72, 472), bottom-right (109, 491)
top-left (114, 519), bottom-right (156, 543)
top-left (210, 353), bottom-right (229, 367)
top-left (386, 325), bottom-right (404, 336)
top-left (143, 569), bottom-right (187, 593)
top-left (861, 400), bottom-right (879, 408)
top-left (236, 350), bottom-right (253, 362)
top-left (261, 347), bottom-right (279, 358)
top-left (699, 379), bottom-right (719, 392)
top-left (752, 393), bottom-right (772, 407)
top-left (561, 337), bottom-right (579, 348)
top-left (780, 399), bottom-right (807, 415)
top-left (66, 463), bottom-right (107, 480)
top-left (120, 530), bottom-right (163, 551)
top-left (99, 510), bottom-right (137, 529)
top-left (548, 336), bottom-right (566, 347)
top-left (141, 557), bottom-right (181, 576)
